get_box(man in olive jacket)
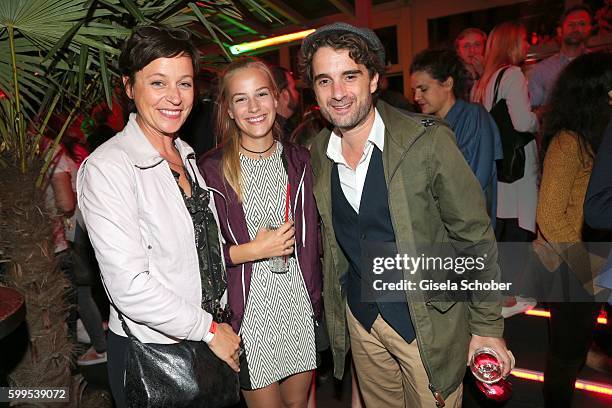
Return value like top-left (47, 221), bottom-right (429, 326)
top-left (300, 23), bottom-right (513, 407)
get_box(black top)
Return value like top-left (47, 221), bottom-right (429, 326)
top-left (330, 147), bottom-right (415, 343)
top-left (173, 168), bottom-right (229, 322)
top-left (585, 119), bottom-right (612, 231)
top-left (276, 114), bottom-right (296, 142)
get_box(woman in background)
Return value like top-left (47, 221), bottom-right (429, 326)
top-left (472, 21), bottom-right (539, 318)
top-left (410, 48), bottom-right (502, 223)
top-left (537, 51), bottom-right (612, 408)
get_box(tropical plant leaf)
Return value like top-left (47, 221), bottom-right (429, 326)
top-left (119, 0), bottom-right (147, 23)
top-left (156, 0), bottom-right (190, 22)
top-left (42, 21), bottom-right (82, 62)
top-left (0, 0), bottom-right (249, 173)
top-left (242, 0), bottom-right (282, 24)
top-left (189, 2), bottom-right (232, 61)
top-left (99, 49), bottom-right (112, 108)
top-left (78, 44), bottom-right (88, 97)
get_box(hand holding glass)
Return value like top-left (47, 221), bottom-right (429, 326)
top-left (469, 347), bottom-right (512, 402)
top-left (265, 223), bottom-right (294, 273)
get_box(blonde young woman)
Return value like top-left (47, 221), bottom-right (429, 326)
top-left (198, 57), bottom-right (321, 408)
top-left (472, 21), bottom-right (539, 317)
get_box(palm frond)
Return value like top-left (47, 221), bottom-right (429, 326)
top-left (0, 0), bottom-right (249, 172)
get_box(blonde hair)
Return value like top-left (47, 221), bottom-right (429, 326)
top-left (216, 57), bottom-right (280, 201)
top-left (472, 22), bottom-right (526, 103)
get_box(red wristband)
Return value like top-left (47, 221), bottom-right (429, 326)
top-left (209, 321), bottom-right (217, 334)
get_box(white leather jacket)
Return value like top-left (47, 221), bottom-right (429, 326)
top-left (77, 114), bottom-right (223, 343)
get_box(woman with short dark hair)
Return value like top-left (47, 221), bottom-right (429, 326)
top-left (410, 48), bottom-right (502, 222)
top-left (77, 25), bottom-right (240, 407)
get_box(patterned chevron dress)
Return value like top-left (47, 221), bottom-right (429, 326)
top-left (238, 142), bottom-right (316, 390)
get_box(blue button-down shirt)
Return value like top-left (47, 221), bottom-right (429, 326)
top-left (528, 53), bottom-right (574, 108)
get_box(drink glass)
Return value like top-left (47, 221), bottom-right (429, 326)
top-left (470, 347), bottom-right (512, 402)
top-left (470, 347), bottom-right (502, 383)
top-left (267, 224), bottom-right (288, 274)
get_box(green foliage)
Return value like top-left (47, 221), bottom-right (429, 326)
top-left (0, 0), bottom-right (241, 175)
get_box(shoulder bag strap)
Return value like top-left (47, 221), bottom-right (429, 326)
top-left (493, 66), bottom-right (511, 104)
top-left (99, 275), bottom-right (136, 339)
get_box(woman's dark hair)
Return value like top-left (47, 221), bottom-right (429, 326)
top-left (560, 4), bottom-right (592, 26)
top-left (119, 24), bottom-right (199, 88)
top-left (270, 65), bottom-right (290, 91)
top-left (409, 48), bottom-right (471, 100)
top-left (541, 51), bottom-right (612, 163)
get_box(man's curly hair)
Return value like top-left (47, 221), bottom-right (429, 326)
top-left (299, 31), bottom-right (385, 94)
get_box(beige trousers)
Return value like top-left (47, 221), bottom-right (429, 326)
top-left (346, 305), bottom-right (463, 407)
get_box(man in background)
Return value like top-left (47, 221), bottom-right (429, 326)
top-left (529, 5), bottom-right (593, 109)
top-left (270, 65), bottom-right (300, 140)
top-left (455, 27), bottom-right (487, 82)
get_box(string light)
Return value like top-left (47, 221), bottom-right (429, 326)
top-left (230, 29), bottom-right (316, 55)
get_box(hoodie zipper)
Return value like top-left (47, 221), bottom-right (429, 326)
top-left (292, 165), bottom-right (317, 326)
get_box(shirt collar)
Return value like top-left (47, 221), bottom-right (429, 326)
top-left (444, 99), bottom-right (464, 124)
top-left (326, 108), bottom-right (385, 165)
top-left (121, 113), bottom-right (195, 168)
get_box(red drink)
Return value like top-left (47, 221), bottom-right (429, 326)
top-left (470, 347), bottom-right (513, 403)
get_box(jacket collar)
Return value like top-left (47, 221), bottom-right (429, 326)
top-left (311, 100), bottom-right (427, 182)
top-left (377, 100), bottom-right (427, 151)
top-left (311, 100), bottom-right (428, 275)
top-left (121, 113), bottom-right (195, 168)
top-left (377, 100), bottom-right (427, 180)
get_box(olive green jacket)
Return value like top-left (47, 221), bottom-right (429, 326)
top-left (311, 101), bottom-right (504, 400)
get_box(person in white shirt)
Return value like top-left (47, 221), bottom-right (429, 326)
top-left (46, 144), bottom-right (78, 254)
top-left (472, 21), bottom-right (539, 318)
top-left (76, 25), bottom-right (240, 407)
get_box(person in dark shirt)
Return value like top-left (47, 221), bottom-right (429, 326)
top-left (585, 117), bottom-right (612, 306)
top-left (270, 65), bottom-right (300, 140)
top-left (585, 117), bottom-right (612, 230)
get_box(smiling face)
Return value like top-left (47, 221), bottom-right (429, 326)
top-left (410, 70), bottom-right (455, 118)
top-left (124, 55), bottom-right (194, 139)
top-left (226, 66), bottom-right (278, 142)
top-left (311, 47), bottom-right (378, 131)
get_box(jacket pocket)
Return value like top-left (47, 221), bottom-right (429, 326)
top-left (425, 291), bottom-right (457, 313)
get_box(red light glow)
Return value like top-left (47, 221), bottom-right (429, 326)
top-left (511, 368), bottom-right (612, 396)
top-left (525, 309), bottom-right (607, 325)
